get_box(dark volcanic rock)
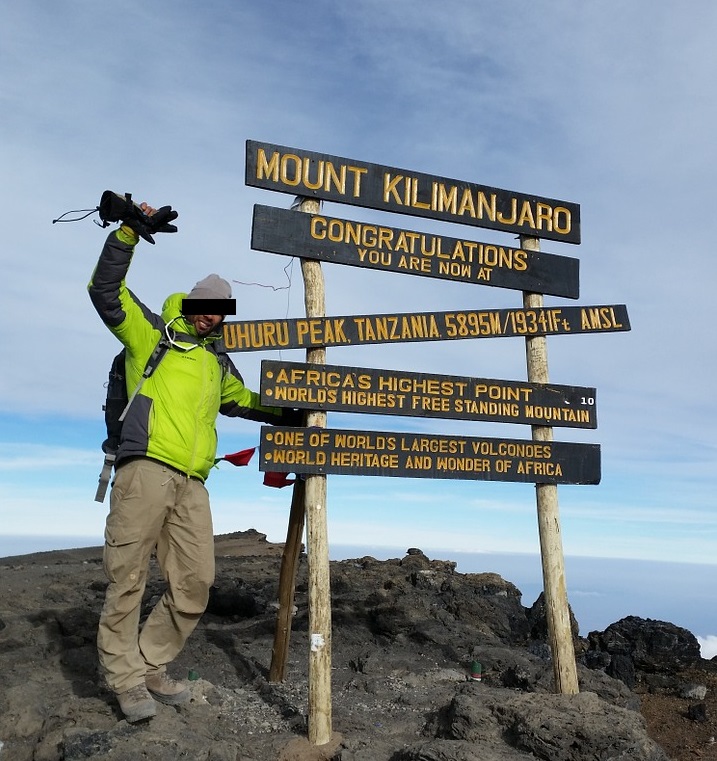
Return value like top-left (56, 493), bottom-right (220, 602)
top-left (687, 703), bottom-right (708, 722)
top-left (330, 550), bottom-right (531, 653)
top-left (392, 687), bottom-right (668, 761)
top-left (526, 592), bottom-right (580, 646)
top-left (207, 580), bottom-right (264, 618)
top-left (585, 615), bottom-right (702, 690)
top-left (0, 534), bottom-right (704, 761)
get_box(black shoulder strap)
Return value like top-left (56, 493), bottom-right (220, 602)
top-left (205, 340), bottom-right (232, 378)
top-left (144, 334), bottom-right (172, 378)
top-left (118, 334), bottom-right (172, 423)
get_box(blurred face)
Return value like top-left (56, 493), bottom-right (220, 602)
top-left (187, 313), bottom-right (224, 337)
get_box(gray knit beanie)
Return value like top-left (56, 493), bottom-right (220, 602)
top-left (186, 274), bottom-right (232, 301)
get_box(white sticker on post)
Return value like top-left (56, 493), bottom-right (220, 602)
top-left (310, 633), bottom-right (325, 652)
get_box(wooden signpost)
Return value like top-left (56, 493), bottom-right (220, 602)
top-left (222, 304), bottom-right (630, 352)
top-left (242, 138), bottom-right (631, 743)
top-left (245, 140), bottom-right (581, 243)
top-left (259, 426), bottom-right (601, 485)
top-left (260, 360), bottom-right (598, 428)
top-left (521, 234), bottom-right (579, 694)
top-left (251, 204), bottom-right (580, 298)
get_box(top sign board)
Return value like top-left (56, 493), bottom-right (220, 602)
top-left (246, 140), bottom-right (581, 244)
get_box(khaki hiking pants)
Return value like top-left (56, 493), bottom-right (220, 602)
top-left (97, 457), bottom-right (215, 694)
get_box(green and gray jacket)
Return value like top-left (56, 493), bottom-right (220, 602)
top-left (89, 228), bottom-right (286, 481)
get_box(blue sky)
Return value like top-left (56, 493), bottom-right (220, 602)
top-left (1, 2), bottom-right (716, 637)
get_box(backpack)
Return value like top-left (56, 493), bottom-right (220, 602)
top-left (94, 336), bottom-right (171, 502)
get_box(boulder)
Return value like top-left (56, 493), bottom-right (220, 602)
top-left (585, 616), bottom-right (701, 688)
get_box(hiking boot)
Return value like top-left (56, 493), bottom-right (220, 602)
top-left (116, 684), bottom-right (157, 723)
top-left (145, 670), bottom-right (191, 705)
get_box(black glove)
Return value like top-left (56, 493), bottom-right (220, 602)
top-left (98, 191), bottom-right (178, 244)
top-left (281, 408), bottom-right (305, 427)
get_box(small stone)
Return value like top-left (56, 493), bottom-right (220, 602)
top-left (687, 703), bottom-right (708, 722)
top-left (680, 683), bottom-right (707, 700)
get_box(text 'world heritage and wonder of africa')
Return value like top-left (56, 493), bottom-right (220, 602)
top-left (260, 427), bottom-right (601, 485)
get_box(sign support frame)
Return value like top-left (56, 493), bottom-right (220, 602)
top-left (268, 476), bottom-right (304, 683)
top-left (301, 197), bottom-right (333, 745)
top-left (267, 197), bottom-right (334, 745)
top-left (522, 234), bottom-right (579, 695)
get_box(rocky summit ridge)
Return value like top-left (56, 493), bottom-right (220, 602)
top-left (0, 530), bottom-right (715, 761)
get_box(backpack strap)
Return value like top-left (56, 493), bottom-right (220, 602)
top-left (206, 340), bottom-right (231, 376)
top-left (94, 453), bottom-right (116, 503)
top-left (118, 334), bottom-right (172, 423)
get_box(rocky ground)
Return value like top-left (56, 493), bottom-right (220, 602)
top-left (0, 530), bottom-right (714, 761)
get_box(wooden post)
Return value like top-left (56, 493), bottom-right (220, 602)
top-left (520, 234), bottom-right (580, 696)
top-left (268, 198), bottom-right (332, 747)
top-left (268, 196), bottom-right (332, 742)
top-left (294, 197), bottom-right (333, 744)
top-left (269, 477), bottom-right (305, 683)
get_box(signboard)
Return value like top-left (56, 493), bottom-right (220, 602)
top-left (246, 140), bottom-right (581, 244)
top-left (251, 205), bottom-right (580, 298)
top-left (260, 360), bottom-right (598, 429)
top-left (222, 305), bottom-right (630, 352)
top-left (259, 427), bottom-right (601, 485)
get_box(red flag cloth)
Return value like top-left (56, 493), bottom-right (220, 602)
top-left (263, 471), bottom-right (296, 488)
top-left (219, 447), bottom-right (256, 466)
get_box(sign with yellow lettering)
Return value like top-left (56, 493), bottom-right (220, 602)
top-left (222, 305), bottom-right (630, 352)
top-left (260, 427), bottom-right (601, 485)
top-left (260, 360), bottom-right (597, 429)
top-left (246, 140), bottom-right (581, 244)
top-left (251, 205), bottom-right (580, 298)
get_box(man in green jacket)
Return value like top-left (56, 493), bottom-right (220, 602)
top-left (88, 204), bottom-right (297, 723)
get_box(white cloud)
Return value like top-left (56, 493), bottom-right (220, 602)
top-left (697, 636), bottom-right (717, 661)
top-left (0, 443), bottom-right (97, 471)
